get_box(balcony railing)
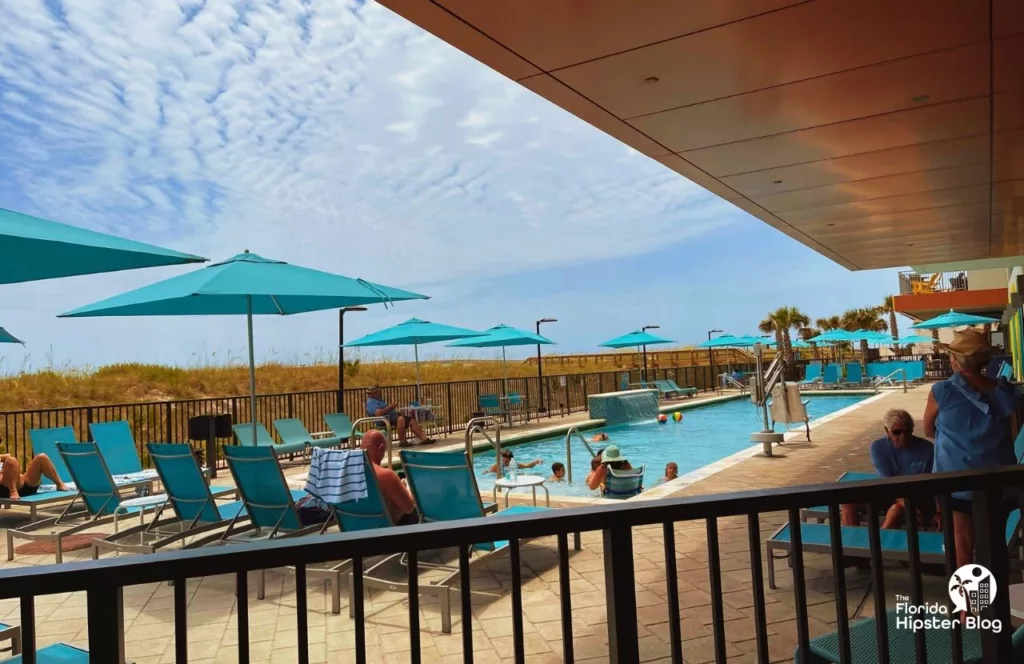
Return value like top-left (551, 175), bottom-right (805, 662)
top-left (1, 466), bottom-right (1021, 663)
top-left (0, 364), bottom-right (741, 470)
top-left (898, 271), bottom-right (970, 295)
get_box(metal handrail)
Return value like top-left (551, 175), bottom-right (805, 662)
top-left (564, 426), bottom-right (598, 484)
top-left (872, 368), bottom-right (909, 394)
top-left (717, 373), bottom-right (747, 394)
top-left (350, 417), bottom-right (394, 467)
top-left (465, 416), bottom-right (502, 470)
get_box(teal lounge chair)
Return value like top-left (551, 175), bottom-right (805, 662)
top-left (322, 413), bottom-right (363, 445)
top-left (796, 608), bottom-right (1024, 663)
top-left (7, 442), bottom-right (168, 563)
top-left (273, 418), bottom-right (343, 451)
top-left (604, 465), bottom-right (645, 499)
top-left (0, 642), bottom-right (89, 664)
top-left (653, 380), bottom-right (680, 400)
top-left (232, 422), bottom-right (307, 457)
top-left (767, 509), bottom-right (1020, 590)
top-left (91, 443), bottom-right (242, 559)
top-left (998, 361), bottom-right (1014, 380)
top-left (665, 378), bottom-right (697, 398)
top-left (323, 450), bottom-right (454, 631)
top-left (400, 450), bottom-right (574, 560)
top-left (799, 363), bottom-right (823, 387)
top-left (843, 363), bottom-right (864, 387)
top-left (478, 394), bottom-right (508, 420)
top-left (218, 445), bottom-right (345, 612)
top-left (800, 471), bottom-right (879, 522)
top-left (88, 421), bottom-right (159, 478)
top-left (821, 364), bottom-right (840, 388)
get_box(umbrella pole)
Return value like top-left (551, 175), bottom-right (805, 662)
top-left (246, 295), bottom-right (258, 446)
top-left (642, 345), bottom-right (648, 382)
top-left (414, 344), bottom-right (420, 402)
top-left (502, 346), bottom-right (508, 397)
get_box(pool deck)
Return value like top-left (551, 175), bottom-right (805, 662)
top-left (0, 384), bottom-right (979, 663)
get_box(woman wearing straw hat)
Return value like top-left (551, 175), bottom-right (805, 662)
top-left (923, 328), bottom-right (1021, 568)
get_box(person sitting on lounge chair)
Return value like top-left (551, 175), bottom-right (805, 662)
top-left (586, 445), bottom-right (632, 491)
top-left (360, 430), bottom-right (419, 526)
top-left (841, 409), bottom-right (935, 529)
top-left (0, 451), bottom-right (66, 500)
top-left (486, 450), bottom-right (542, 475)
top-left (365, 385), bottom-right (435, 447)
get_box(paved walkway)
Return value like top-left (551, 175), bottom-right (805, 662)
top-left (0, 387), bottom-right (947, 663)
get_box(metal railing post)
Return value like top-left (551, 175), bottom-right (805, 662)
top-left (604, 524), bottom-right (639, 663)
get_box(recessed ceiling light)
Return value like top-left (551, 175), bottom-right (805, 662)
top-left (908, 243), bottom-right (915, 247)
top-left (644, 76), bottom-right (660, 84)
top-left (773, 180), bottom-right (783, 184)
top-left (827, 223), bottom-right (835, 227)
top-left (911, 94), bottom-right (931, 104)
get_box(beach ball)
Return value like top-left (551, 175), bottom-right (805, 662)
top-left (657, 414), bottom-right (668, 424)
top-left (672, 412), bottom-right (683, 422)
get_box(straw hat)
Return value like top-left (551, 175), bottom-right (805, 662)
top-left (934, 328), bottom-right (998, 359)
top-left (601, 445), bottom-right (628, 464)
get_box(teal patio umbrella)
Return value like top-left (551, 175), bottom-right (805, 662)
top-left (61, 251), bottom-right (428, 444)
top-left (1, 207), bottom-right (205, 284)
top-left (346, 318), bottom-right (483, 398)
top-left (697, 334), bottom-right (746, 348)
top-left (600, 330), bottom-right (675, 381)
top-left (912, 309), bottom-right (1000, 329)
top-left (898, 334), bottom-right (934, 345)
top-left (447, 324), bottom-right (555, 395)
top-left (0, 327), bottom-right (24, 345)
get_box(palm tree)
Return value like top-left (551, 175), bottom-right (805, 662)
top-left (841, 307), bottom-right (888, 360)
top-left (759, 306), bottom-right (809, 375)
top-left (802, 327), bottom-right (822, 360)
top-left (816, 316), bottom-right (842, 332)
top-left (883, 295), bottom-right (900, 353)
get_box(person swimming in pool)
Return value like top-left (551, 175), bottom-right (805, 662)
top-left (590, 432), bottom-right (609, 443)
top-left (485, 449), bottom-right (543, 475)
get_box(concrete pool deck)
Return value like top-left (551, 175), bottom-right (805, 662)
top-left (1, 384), bottom-right (977, 663)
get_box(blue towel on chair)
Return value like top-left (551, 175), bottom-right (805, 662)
top-left (305, 448), bottom-right (367, 505)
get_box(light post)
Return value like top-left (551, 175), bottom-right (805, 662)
top-left (536, 318), bottom-right (557, 416)
top-left (641, 324), bottom-right (660, 382)
top-left (708, 329), bottom-right (723, 388)
top-left (338, 306), bottom-right (367, 412)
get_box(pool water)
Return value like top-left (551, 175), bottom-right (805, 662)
top-left (472, 395), bottom-right (868, 498)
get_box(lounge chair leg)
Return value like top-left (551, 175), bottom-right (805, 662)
top-left (6, 531), bottom-right (13, 562)
top-left (573, 532), bottom-right (581, 551)
top-left (441, 586), bottom-right (452, 634)
top-left (331, 574), bottom-right (341, 615)
top-left (55, 535), bottom-right (63, 564)
top-left (767, 545), bottom-right (776, 590)
top-left (347, 570), bottom-right (355, 619)
top-left (257, 569), bottom-right (265, 601)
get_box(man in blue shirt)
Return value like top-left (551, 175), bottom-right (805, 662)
top-left (365, 385), bottom-right (434, 447)
top-left (842, 408), bottom-right (935, 529)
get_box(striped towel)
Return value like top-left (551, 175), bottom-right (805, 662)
top-left (305, 448), bottom-right (367, 505)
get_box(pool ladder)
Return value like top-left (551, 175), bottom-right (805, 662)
top-left (465, 415), bottom-right (502, 470)
top-left (564, 426), bottom-right (598, 484)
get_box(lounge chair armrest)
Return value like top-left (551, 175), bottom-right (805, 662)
top-left (309, 431), bottom-right (335, 439)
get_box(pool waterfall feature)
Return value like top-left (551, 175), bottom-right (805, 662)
top-left (587, 389), bottom-right (660, 424)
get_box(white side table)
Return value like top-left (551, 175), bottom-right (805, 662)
top-left (493, 475), bottom-right (549, 508)
top-left (114, 494), bottom-right (168, 533)
top-left (1009, 583), bottom-right (1024, 619)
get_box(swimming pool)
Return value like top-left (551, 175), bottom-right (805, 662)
top-left (471, 394), bottom-right (869, 498)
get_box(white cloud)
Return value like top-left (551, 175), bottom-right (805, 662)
top-left (0, 0), bottom-right (743, 370)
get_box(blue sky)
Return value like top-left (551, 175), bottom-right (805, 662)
top-left (0, 0), bottom-right (903, 372)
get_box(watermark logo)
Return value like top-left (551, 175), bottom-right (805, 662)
top-left (949, 564), bottom-right (997, 615)
top-left (894, 564), bottom-right (1002, 634)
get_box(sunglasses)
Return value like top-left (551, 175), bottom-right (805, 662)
top-left (889, 429), bottom-right (907, 436)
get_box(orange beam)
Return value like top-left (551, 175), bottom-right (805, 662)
top-left (894, 288), bottom-right (1006, 315)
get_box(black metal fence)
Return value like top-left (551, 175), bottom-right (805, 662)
top-left (1, 466), bottom-right (1020, 663)
top-left (0, 364), bottom-right (744, 468)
